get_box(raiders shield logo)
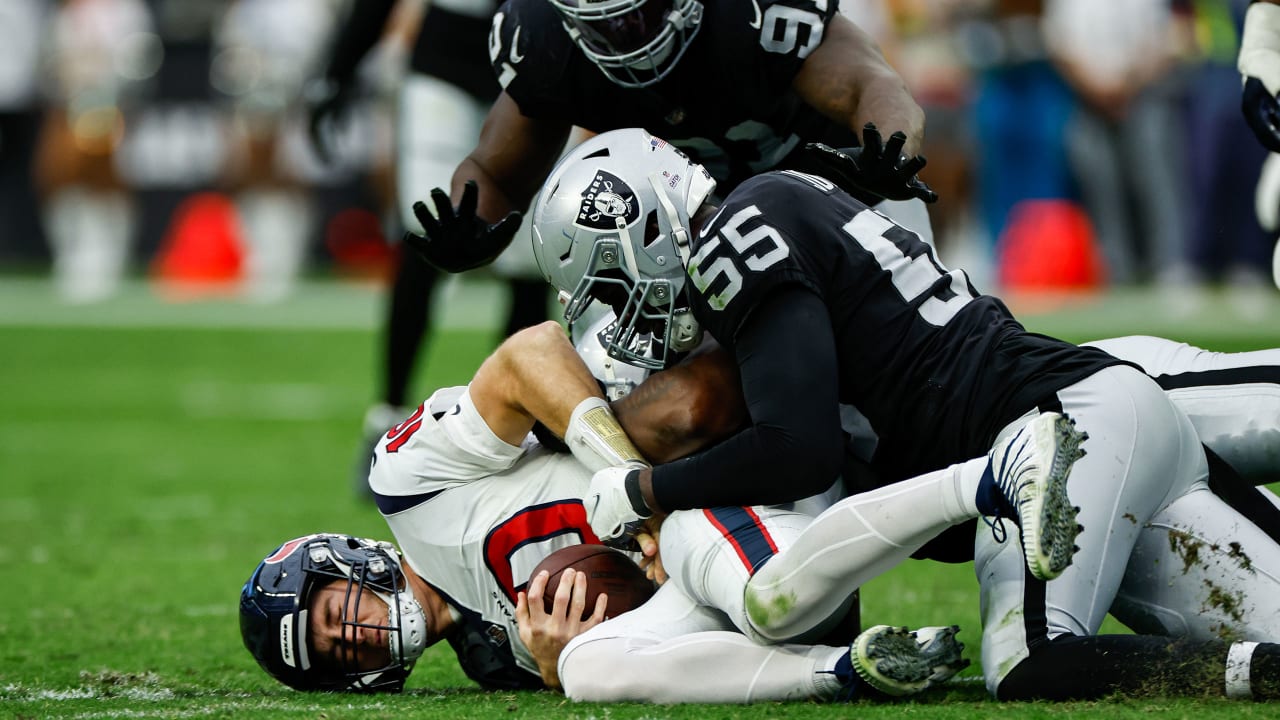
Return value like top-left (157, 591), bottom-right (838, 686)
top-left (576, 170), bottom-right (640, 231)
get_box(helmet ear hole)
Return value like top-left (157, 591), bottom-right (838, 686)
top-left (642, 210), bottom-right (660, 247)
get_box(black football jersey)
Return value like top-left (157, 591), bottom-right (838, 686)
top-left (489, 0), bottom-right (853, 192)
top-left (412, 4), bottom-right (502, 103)
top-left (688, 170), bottom-right (1123, 477)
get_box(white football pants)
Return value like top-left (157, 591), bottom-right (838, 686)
top-left (1087, 335), bottom-right (1280, 485)
top-left (976, 365), bottom-right (1209, 693)
top-left (559, 462), bottom-right (993, 702)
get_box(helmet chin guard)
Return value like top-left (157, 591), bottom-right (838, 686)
top-left (239, 534), bottom-right (427, 693)
top-left (533, 128), bottom-right (715, 370)
top-left (573, 307), bottom-right (654, 399)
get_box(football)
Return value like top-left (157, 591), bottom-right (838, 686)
top-left (530, 544), bottom-right (655, 620)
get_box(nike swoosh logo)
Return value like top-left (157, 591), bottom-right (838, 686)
top-left (450, 404), bottom-right (461, 416)
top-left (748, 0), bottom-right (762, 30)
top-left (588, 494), bottom-right (601, 519)
top-left (510, 26), bottom-right (525, 64)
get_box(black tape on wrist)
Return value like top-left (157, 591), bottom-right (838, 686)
top-left (624, 468), bottom-right (651, 518)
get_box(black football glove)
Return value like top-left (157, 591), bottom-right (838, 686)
top-left (403, 180), bottom-right (523, 273)
top-left (304, 77), bottom-right (354, 165)
top-left (1243, 76), bottom-right (1280, 154)
top-left (790, 123), bottom-right (937, 206)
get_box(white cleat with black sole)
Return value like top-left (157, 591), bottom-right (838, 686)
top-left (988, 411), bottom-right (1087, 581)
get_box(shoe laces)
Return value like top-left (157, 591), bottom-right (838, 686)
top-left (819, 652), bottom-right (860, 702)
top-left (982, 513), bottom-right (1008, 544)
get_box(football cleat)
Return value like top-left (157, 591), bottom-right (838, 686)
top-left (850, 625), bottom-right (968, 697)
top-left (987, 411), bottom-right (1087, 581)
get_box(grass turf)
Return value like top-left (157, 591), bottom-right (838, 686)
top-left (4, 278), bottom-right (1280, 718)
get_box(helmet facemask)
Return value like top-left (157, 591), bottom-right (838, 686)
top-left (240, 534), bottom-right (427, 694)
top-left (533, 130), bottom-right (715, 370)
top-left (572, 307), bottom-right (654, 399)
top-left (549, 0), bottom-right (704, 88)
top-left (306, 541), bottom-right (428, 690)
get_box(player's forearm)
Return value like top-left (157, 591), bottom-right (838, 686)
top-left (796, 15), bottom-right (925, 156)
top-left (644, 289), bottom-right (845, 513)
top-left (451, 155), bottom-right (524, 227)
top-left (849, 71), bottom-right (925, 157)
top-left (474, 322), bottom-right (607, 445)
top-left (455, 94), bottom-right (571, 222)
top-left (612, 348), bottom-right (746, 464)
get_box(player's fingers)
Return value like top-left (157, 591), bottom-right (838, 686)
top-left (489, 210), bottom-right (523, 243)
top-left (569, 570), bottom-right (590, 622)
top-left (634, 531), bottom-right (658, 558)
top-left (883, 131), bottom-right (907, 166)
top-left (654, 555), bottom-right (669, 585)
top-left (584, 591), bottom-right (608, 629)
top-left (898, 154), bottom-right (927, 177)
top-left (552, 568), bottom-right (576, 617)
top-left (526, 570), bottom-right (550, 617)
top-left (515, 590), bottom-right (529, 623)
top-left (420, 192), bottom-right (447, 232)
top-left (458, 179), bottom-right (479, 221)
top-left (861, 123), bottom-right (883, 161)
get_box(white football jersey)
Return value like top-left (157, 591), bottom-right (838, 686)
top-left (368, 385), bottom-right (608, 680)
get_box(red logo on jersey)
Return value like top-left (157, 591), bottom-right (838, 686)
top-left (484, 502), bottom-right (601, 603)
top-left (385, 404), bottom-right (426, 453)
top-left (264, 534), bottom-right (322, 564)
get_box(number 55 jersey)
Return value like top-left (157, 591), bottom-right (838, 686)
top-left (686, 170), bottom-right (1124, 480)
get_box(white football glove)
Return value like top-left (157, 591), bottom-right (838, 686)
top-left (1240, 2), bottom-right (1280, 152)
top-left (585, 463), bottom-right (651, 549)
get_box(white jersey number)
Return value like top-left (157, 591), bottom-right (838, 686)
top-left (689, 205), bottom-right (790, 311)
top-left (842, 209), bottom-right (975, 326)
top-left (755, 0), bottom-right (827, 59)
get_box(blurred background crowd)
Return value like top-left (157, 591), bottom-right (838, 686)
top-left (0, 0), bottom-right (1276, 313)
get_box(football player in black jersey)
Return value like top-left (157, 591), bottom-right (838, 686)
top-left (529, 128), bottom-right (1280, 701)
top-left (401, 0), bottom-right (936, 277)
top-left (306, 0), bottom-right (550, 495)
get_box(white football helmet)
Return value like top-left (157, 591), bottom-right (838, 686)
top-left (573, 307), bottom-right (653, 399)
top-left (532, 128), bottom-right (716, 370)
top-left (548, 0), bottom-right (704, 88)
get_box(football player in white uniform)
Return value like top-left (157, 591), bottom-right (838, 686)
top-left (240, 306), bottom-right (1091, 700)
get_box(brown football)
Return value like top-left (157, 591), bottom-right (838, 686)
top-left (530, 544), bottom-right (656, 620)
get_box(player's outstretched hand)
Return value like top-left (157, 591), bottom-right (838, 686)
top-left (1240, 2), bottom-right (1280, 152)
top-left (403, 180), bottom-right (522, 273)
top-left (791, 123), bottom-right (937, 205)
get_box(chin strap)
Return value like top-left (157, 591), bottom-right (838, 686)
top-left (648, 172), bottom-right (693, 266)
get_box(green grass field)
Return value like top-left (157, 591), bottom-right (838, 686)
top-left (4, 277), bottom-right (1280, 719)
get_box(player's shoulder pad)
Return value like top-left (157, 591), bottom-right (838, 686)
top-left (741, 169), bottom-right (842, 203)
top-left (490, 0), bottom-right (572, 91)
